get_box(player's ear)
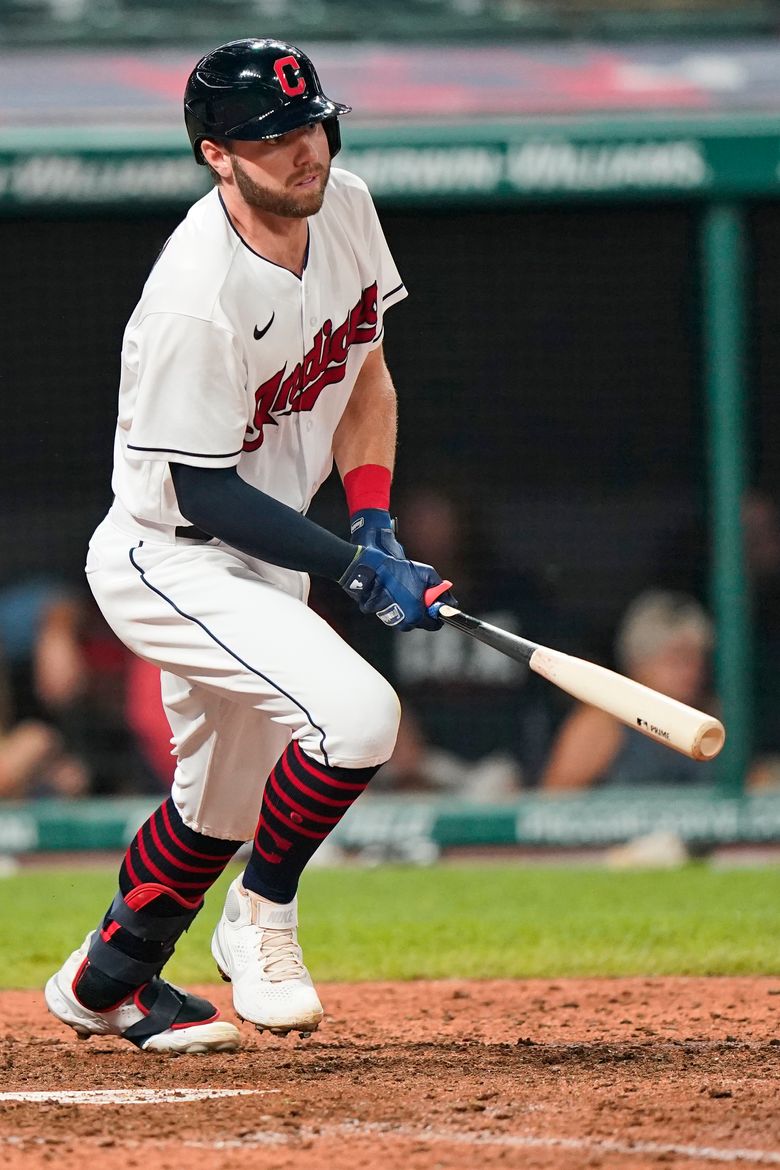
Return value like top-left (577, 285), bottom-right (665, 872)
top-left (200, 139), bottom-right (233, 183)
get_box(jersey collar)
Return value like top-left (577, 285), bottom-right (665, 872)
top-left (218, 190), bottom-right (310, 279)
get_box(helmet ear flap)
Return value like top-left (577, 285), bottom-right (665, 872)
top-left (192, 141), bottom-right (206, 165)
top-left (323, 117), bottom-right (341, 158)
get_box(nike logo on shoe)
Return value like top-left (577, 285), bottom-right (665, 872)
top-left (253, 313), bottom-right (275, 340)
top-left (265, 908), bottom-right (296, 926)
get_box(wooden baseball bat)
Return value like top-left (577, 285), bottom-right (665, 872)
top-left (424, 584), bottom-right (725, 762)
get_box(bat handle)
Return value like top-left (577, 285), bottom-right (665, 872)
top-left (424, 580), bottom-right (454, 617)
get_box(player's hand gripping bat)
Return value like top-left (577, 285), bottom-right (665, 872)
top-left (424, 583), bottom-right (725, 762)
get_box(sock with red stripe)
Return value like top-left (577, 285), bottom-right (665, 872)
top-left (75, 798), bottom-right (242, 1011)
top-left (119, 796), bottom-right (242, 900)
top-left (242, 742), bottom-right (379, 903)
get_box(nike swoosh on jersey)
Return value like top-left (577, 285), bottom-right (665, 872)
top-left (253, 313), bottom-right (275, 340)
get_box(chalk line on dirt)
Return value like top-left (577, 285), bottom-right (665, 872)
top-left (0, 1088), bottom-right (278, 1105)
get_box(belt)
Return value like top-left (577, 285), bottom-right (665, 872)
top-left (174, 525), bottom-right (213, 541)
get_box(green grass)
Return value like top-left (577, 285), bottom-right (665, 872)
top-left (2, 863), bottom-right (780, 990)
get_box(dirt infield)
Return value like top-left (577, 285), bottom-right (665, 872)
top-left (1, 977), bottom-right (779, 1169)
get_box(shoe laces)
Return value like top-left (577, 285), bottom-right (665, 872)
top-left (252, 921), bottom-right (305, 981)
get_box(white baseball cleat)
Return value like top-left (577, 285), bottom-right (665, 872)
top-left (45, 933), bottom-right (241, 1054)
top-left (211, 878), bottom-right (324, 1036)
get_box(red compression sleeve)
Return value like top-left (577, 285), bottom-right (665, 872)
top-left (343, 464), bottom-right (392, 513)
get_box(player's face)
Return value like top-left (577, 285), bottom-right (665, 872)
top-left (227, 124), bottom-right (331, 218)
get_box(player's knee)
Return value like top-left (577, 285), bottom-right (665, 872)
top-left (326, 668), bottom-right (401, 766)
top-left (362, 673), bottom-right (401, 762)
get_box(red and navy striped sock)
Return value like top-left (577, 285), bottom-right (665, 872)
top-left (243, 742), bottom-right (379, 903)
top-left (75, 799), bottom-right (244, 1010)
top-left (120, 796), bottom-right (243, 901)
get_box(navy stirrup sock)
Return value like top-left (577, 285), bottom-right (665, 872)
top-left (243, 742), bottom-right (379, 904)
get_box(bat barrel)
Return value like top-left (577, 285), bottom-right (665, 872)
top-left (529, 646), bottom-right (726, 762)
top-left (693, 720), bottom-right (726, 761)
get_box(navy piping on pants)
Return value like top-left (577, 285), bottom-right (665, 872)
top-left (128, 542), bottom-right (330, 765)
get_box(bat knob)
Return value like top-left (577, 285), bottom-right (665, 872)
top-left (424, 580), bottom-right (453, 616)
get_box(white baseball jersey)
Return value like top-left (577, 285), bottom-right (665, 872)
top-left (110, 168), bottom-right (407, 533)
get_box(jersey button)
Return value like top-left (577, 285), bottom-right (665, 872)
top-left (309, 316), bottom-right (317, 326)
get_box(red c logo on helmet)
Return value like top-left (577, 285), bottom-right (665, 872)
top-left (274, 56), bottom-right (306, 97)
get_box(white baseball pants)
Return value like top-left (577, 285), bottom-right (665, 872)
top-left (86, 515), bottom-right (400, 841)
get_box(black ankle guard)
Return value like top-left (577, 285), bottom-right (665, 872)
top-left (86, 888), bottom-right (201, 987)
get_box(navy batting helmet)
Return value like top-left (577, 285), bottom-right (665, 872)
top-left (184, 38), bottom-right (351, 164)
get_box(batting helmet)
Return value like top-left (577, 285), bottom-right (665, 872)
top-left (184, 38), bottom-right (352, 164)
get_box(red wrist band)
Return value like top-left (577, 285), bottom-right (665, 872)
top-left (343, 464), bottom-right (392, 513)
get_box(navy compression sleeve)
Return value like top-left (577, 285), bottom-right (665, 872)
top-left (170, 463), bottom-right (355, 580)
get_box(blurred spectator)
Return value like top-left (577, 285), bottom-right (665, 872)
top-left (0, 577), bottom-right (86, 724)
top-left (540, 590), bottom-right (715, 791)
top-left (0, 575), bottom-right (161, 795)
top-left (0, 719), bottom-right (88, 799)
top-left (0, 635), bottom-right (87, 800)
top-left (322, 485), bottom-right (574, 798)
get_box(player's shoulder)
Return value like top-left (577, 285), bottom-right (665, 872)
top-left (329, 166), bottom-right (371, 195)
top-left (136, 189), bottom-right (239, 322)
top-left (150, 188), bottom-right (236, 278)
top-left (319, 168), bottom-right (381, 242)
top-left (324, 167), bottom-right (376, 210)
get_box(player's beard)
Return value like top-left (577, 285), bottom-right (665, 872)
top-left (230, 155), bottom-right (330, 218)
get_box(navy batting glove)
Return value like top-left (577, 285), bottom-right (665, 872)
top-left (340, 546), bottom-right (455, 632)
top-left (349, 508), bottom-right (405, 559)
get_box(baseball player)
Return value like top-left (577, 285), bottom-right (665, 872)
top-left (45, 38), bottom-right (455, 1054)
